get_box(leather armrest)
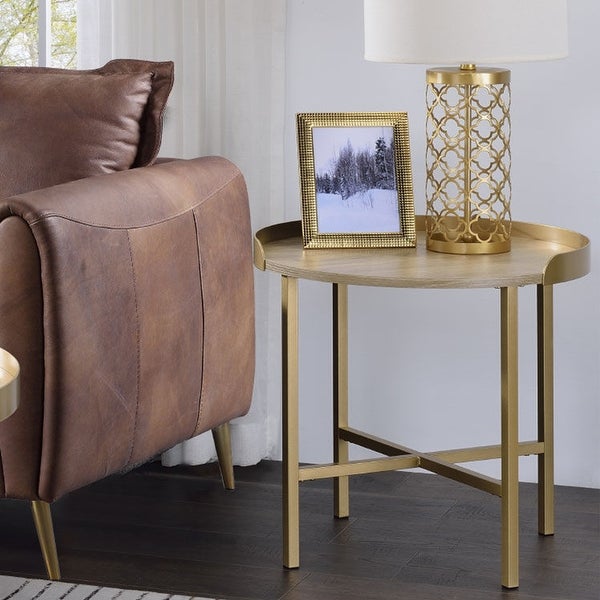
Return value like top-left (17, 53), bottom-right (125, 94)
top-left (0, 156), bottom-right (255, 500)
top-left (1, 156), bottom-right (243, 230)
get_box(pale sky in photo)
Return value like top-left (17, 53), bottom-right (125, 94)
top-left (312, 126), bottom-right (393, 175)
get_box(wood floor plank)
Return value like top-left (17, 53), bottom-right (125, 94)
top-left (0, 461), bottom-right (597, 600)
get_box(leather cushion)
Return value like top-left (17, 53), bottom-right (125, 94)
top-left (94, 59), bottom-right (174, 167)
top-left (0, 60), bottom-right (174, 169)
top-left (0, 59), bottom-right (174, 197)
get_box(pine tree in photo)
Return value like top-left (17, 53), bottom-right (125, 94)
top-left (374, 136), bottom-right (395, 190)
top-left (333, 140), bottom-right (358, 201)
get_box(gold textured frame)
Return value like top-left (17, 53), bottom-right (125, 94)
top-left (297, 112), bottom-right (415, 249)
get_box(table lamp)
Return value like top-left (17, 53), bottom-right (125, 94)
top-left (364, 0), bottom-right (568, 254)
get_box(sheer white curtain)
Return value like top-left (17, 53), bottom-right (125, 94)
top-left (77, 0), bottom-right (285, 466)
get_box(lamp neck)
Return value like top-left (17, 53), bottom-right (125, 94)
top-left (460, 63), bottom-right (477, 71)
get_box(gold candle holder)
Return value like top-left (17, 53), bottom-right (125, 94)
top-left (425, 65), bottom-right (511, 254)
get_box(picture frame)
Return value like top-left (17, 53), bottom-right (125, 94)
top-left (296, 112), bottom-right (416, 249)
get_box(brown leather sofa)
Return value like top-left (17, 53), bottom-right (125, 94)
top-left (0, 60), bottom-right (255, 579)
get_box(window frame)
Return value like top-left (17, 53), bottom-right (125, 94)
top-left (38, 0), bottom-right (51, 66)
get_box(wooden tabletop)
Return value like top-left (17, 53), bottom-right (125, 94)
top-left (0, 348), bottom-right (19, 422)
top-left (254, 217), bottom-right (590, 289)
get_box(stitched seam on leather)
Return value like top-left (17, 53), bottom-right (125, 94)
top-left (3, 214), bottom-right (47, 500)
top-left (24, 169), bottom-right (243, 230)
top-left (146, 66), bottom-right (175, 165)
top-left (125, 231), bottom-right (142, 465)
top-left (192, 210), bottom-right (206, 435)
top-left (0, 450), bottom-right (5, 496)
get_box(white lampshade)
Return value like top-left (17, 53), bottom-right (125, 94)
top-left (364, 0), bottom-right (568, 65)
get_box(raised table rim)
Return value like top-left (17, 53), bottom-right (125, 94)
top-left (254, 217), bottom-right (590, 289)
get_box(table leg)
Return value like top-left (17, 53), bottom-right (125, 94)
top-left (501, 286), bottom-right (519, 589)
top-left (537, 284), bottom-right (555, 535)
top-left (333, 283), bottom-right (350, 518)
top-left (282, 276), bottom-right (300, 568)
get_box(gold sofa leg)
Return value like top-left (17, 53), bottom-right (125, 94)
top-left (31, 500), bottom-right (61, 581)
top-left (212, 423), bottom-right (235, 490)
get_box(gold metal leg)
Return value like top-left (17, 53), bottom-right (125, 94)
top-left (501, 287), bottom-right (519, 589)
top-left (333, 283), bottom-right (350, 518)
top-left (31, 500), bottom-right (61, 581)
top-left (537, 284), bottom-right (555, 535)
top-left (282, 276), bottom-right (300, 568)
top-left (212, 423), bottom-right (235, 490)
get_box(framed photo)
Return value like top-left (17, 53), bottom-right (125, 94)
top-left (297, 112), bottom-right (415, 249)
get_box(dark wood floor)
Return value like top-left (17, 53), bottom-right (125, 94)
top-left (0, 461), bottom-right (598, 600)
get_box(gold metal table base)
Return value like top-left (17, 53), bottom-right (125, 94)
top-left (282, 280), bottom-right (553, 590)
top-left (255, 218), bottom-right (590, 590)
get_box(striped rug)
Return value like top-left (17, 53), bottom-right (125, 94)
top-left (0, 575), bottom-right (214, 600)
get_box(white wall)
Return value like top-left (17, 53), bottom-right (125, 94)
top-left (282, 0), bottom-right (600, 488)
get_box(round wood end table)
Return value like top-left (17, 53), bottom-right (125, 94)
top-left (0, 348), bottom-right (19, 422)
top-left (253, 216), bottom-right (591, 589)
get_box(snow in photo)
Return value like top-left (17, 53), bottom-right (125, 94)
top-left (312, 126), bottom-right (400, 234)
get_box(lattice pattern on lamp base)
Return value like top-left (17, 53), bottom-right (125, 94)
top-left (425, 67), bottom-right (511, 255)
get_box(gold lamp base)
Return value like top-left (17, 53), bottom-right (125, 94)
top-left (427, 217), bottom-right (511, 255)
top-left (425, 65), bottom-right (511, 255)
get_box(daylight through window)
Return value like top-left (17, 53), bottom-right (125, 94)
top-left (0, 0), bottom-right (76, 68)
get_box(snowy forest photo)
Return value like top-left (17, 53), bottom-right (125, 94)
top-left (313, 126), bottom-right (401, 234)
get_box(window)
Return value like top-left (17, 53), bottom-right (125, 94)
top-left (0, 0), bottom-right (77, 68)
